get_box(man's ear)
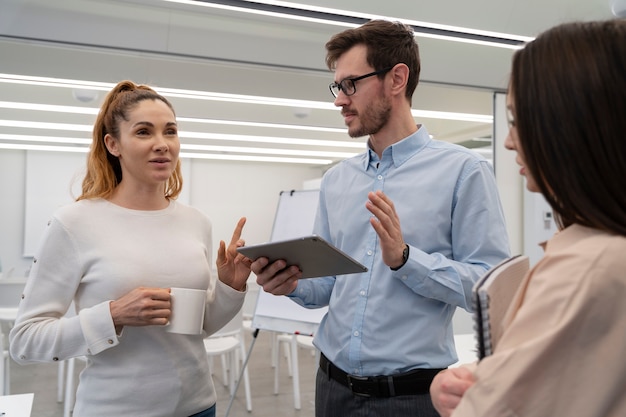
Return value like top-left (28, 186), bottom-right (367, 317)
top-left (389, 63), bottom-right (409, 97)
top-left (104, 134), bottom-right (120, 157)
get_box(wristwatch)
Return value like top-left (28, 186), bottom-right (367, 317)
top-left (390, 244), bottom-right (409, 271)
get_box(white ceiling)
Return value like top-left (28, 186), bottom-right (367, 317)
top-left (0, 0), bottom-right (617, 165)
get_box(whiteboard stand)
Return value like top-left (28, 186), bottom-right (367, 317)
top-left (225, 190), bottom-right (326, 416)
top-left (224, 328), bottom-right (259, 417)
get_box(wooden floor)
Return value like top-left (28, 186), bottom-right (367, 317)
top-left (5, 329), bottom-right (318, 417)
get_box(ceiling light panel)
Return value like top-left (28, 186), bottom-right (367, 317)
top-left (0, 71), bottom-right (492, 165)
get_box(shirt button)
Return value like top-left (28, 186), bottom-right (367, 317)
top-left (353, 331), bottom-right (359, 337)
top-left (367, 250), bottom-right (373, 256)
top-left (377, 175), bottom-right (383, 180)
top-left (359, 290), bottom-right (366, 296)
top-left (107, 339), bottom-right (114, 344)
top-left (20, 355), bottom-right (26, 360)
top-left (53, 357), bottom-right (59, 361)
top-left (401, 275), bottom-right (408, 280)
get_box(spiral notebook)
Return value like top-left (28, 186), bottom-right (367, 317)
top-left (473, 255), bottom-right (530, 359)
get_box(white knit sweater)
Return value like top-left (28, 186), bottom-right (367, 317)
top-left (10, 199), bottom-right (245, 416)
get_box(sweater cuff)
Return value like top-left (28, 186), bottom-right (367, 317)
top-left (78, 301), bottom-right (120, 355)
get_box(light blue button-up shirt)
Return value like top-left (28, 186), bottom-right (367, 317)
top-left (288, 125), bottom-right (510, 376)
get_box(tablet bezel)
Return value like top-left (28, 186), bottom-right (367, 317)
top-left (237, 235), bottom-right (368, 279)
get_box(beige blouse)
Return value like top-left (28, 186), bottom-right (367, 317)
top-left (453, 224), bottom-right (626, 417)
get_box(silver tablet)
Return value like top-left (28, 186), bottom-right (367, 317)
top-left (237, 235), bottom-right (368, 279)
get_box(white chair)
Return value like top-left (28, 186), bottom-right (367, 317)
top-left (296, 334), bottom-right (319, 363)
top-left (273, 332), bottom-right (293, 377)
top-left (273, 333), bottom-right (318, 410)
top-left (51, 302), bottom-right (88, 417)
top-left (0, 267), bottom-right (16, 279)
top-left (204, 310), bottom-right (252, 412)
top-left (0, 328), bottom-right (11, 395)
top-left (61, 355), bottom-right (87, 417)
top-left (0, 278), bottom-right (27, 395)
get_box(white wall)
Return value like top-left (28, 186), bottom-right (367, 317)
top-left (0, 149), bottom-right (324, 277)
top-left (0, 150), bottom-right (28, 276)
top-left (493, 92), bottom-right (523, 256)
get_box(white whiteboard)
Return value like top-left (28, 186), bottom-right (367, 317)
top-left (251, 189), bottom-right (328, 335)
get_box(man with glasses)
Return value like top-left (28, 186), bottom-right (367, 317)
top-left (253, 19), bottom-right (510, 417)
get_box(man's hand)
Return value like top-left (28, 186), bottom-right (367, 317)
top-left (430, 366), bottom-right (476, 417)
top-left (252, 257), bottom-right (301, 295)
top-left (366, 190), bottom-right (407, 269)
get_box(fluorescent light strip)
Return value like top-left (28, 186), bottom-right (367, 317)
top-left (0, 100), bottom-right (348, 132)
top-left (179, 151), bottom-right (331, 164)
top-left (0, 133), bottom-right (351, 159)
top-left (159, 90), bottom-right (336, 110)
top-left (0, 76), bottom-right (113, 91)
top-left (0, 74), bottom-right (335, 110)
top-left (0, 133), bottom-right (91, 145)
top-left (0, 99), bottom-right (491, 127)
top-left (0, 143), bottom-right (88, 153)
top-left (0, 142), bottom-right (333, 164)
top-left (0, 101), bottom-right (99, 115)
top-left (0, 74), bottom-right (493, 123)
top-left (178, 117), bottom-right (347, 133)
top-left (180, 131), bottom-right (363, 148)
top-left (0, 119), bottom-right (365, 149)
top-left (163, 0), bottom-right (355, 28)
top-left (0, 119), bottom-right (92, 132)
top-left (163, 0), bottom-right (532, 49)
top-left (182, 143), bottom-right (355, 158)
top-left (248, 0), bottom-right (533, 42)
top-left (412, 109), bottom-right (491, 123)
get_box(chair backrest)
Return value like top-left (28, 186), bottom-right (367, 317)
top-left (0, 278), bottom-right (26, 339)
top-left (0, 279), bottom-right (27, 309)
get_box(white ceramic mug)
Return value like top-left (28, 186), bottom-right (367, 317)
top-left (165, 287), bottom-right (207, 335)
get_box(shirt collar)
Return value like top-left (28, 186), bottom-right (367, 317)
top-left (362, 125), bottom-right (430, 170)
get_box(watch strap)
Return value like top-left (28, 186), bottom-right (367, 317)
top-left (390, 244), bottom-right (409, 271)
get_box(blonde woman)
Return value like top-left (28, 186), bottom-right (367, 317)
top-left (10, 81), bottom-right (251, 417)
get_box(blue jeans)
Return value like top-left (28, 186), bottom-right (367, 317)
top-left (189, 404), bottom-right (216, 417)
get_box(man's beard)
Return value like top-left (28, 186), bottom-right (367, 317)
top-left (347, 94), bottom-right (392, 138)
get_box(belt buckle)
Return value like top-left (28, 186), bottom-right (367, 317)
top-left (346, 374), bottom-right (376, 397)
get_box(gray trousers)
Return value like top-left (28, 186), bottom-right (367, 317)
top-left (315, 368), bottom-right (440, 417)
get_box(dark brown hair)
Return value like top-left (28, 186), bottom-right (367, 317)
top-left (325, 19), bottom-right (420, 103)
top-left (510, 19), bottom-right (626, 235)
top-left (78, 80), bottom-right (182, 201)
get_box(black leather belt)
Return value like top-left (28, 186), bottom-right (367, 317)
top-left (319, 353), bottom-right (445, 398)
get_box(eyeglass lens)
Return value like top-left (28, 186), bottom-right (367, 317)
top-left (330, 79), bottom-right (355, 98)
top-left (329, 67), bottom-right (394, 98)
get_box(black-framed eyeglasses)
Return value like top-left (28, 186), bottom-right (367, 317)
top-left (329, 66), bottom-right (394, 98)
